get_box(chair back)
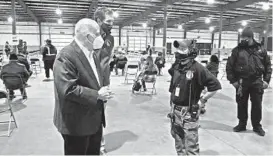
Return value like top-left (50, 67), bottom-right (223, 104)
top-left (144, 70), bottom-right (158, 75)
top-left (2, 74), bottom-right (25, 90)
top-left (30, 58), bottom-right (39, 64)
top-left (127, 64), bottom-right (138, 69)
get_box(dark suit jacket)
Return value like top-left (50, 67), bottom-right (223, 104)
top-left (99, 30), bottom-right (114, 86)
top-left (53, 40), bottom-right (105, 136)
top-left (0, 61), bottom-right (29, 83)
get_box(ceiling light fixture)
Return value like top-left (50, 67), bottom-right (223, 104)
top-left (263, 30), bottom-right (267, 34)
top-left (142, 23), bottom-right (147, 28)
top-left (205, 17), bottom-right (211, 24)
top-left (207, 0), bottom-right (215, 4)
top-left (8, 16), bottom-right (13, 23)
top-left (113, 11), bottom-right (119, 18)
top-left (178, 25), bottom-right (183, 29)
top-left (241, 20), bottom-right (247, 26)
top-left (262, 2), bottom-right (270, 10)
top-left (209, 26), bottom-right (214, 32)
top-left (56, 8), bottom-right (62, 15)
top-left (238, 28), bottom-right (243, 33)
top-left (58, 18), bottom-right (63, 24)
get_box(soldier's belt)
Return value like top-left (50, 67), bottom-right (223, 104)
top-left (174, 105), bottom-right (188, 112)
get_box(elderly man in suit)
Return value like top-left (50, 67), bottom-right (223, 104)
top-left (53, 18), bottom-right (112, 155)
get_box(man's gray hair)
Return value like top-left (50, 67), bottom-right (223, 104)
top-left (74, 18), bottom-right (99, 39)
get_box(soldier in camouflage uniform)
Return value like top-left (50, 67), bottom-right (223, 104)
top-left (94, 7), bottom-right (115, 155)
top-left (168, 40), bottom-right (221, 155)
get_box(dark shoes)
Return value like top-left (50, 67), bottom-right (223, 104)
top-left (234, 123), bottom-right (265, 136)
top-left (22, 95), bottom-right (27, 100)
top-left (233, 124), bottom-right (246, 132)
top-left (253, 127), bottom-right (265, 136)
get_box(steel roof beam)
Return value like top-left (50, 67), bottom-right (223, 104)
top-left (119, 0), bottom-right (183, 28)
top-left (189, 10), bottom-right (272, 31)
top-left (86, 0), bottom-right (98, 18)
top-left (154, 0), bottom-right (267, 29)
top-left (17, 0), bottom-right (39, 23)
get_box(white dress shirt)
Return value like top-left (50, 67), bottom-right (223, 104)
top-left (75, 38), bottom-right (100, 87)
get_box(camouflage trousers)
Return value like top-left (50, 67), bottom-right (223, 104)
top-left (170, 105), bottom-right (200, 155)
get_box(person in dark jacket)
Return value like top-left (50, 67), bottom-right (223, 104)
top-left (94, 7), bottom-right (115, 155)
top-left (23, 41), bottom-right (28, 55)
top-left (200, 55), bottom-right (220, 114)
top-left (206, 55), bottom-right (219, 77)
top-left (168, 39), bottom-right (221, 155)
top-left (0, 54), bottom-right (29, 99)
top-left (154, 52), bottom-right (165, 75)
top-left (17, 54), bottom-right (33, 78)
top-left (115, 52), bottom-right (128, 76)
top-left (42, 39), bottom-right (57, 79)
top-left (4, 41), bottom-right (11, 57)
top-left (226, 27), bottom-right (272, 136)
top-left (17, 39), bottom-right (24, 54)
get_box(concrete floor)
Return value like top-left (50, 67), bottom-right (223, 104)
top-left (0, 62), bottom-right (272, 155)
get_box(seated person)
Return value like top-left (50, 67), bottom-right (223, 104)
top-left (109, 54), bottom-right (117, 72)
top-left (136, 56), bottom-right (158, 91)
top-left (154, 52), bottom-right (165, 75)
top-left (138, 56), bottom-right (146, 71)
top-left (115, 52), bottom-right (128, 76)
top-left (206, 55), bottom-right (219, 78)
top-left (17, 54), bottom-right (33, 77)
top-left (0, 54), bottom-right (29, 99)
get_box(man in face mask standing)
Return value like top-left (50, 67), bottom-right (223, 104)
top-left (53, 18), bottom-right (112, 155)
top-left (94, 7), bottom-right (115, 86)
top-left (226, 27), bottom-right (272, 136)
top-left (94, 7), bottom-right (115, 155)
top-left (168, 40), bottom-right (221, 155)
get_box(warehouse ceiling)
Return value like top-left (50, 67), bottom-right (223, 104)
top-left (0, 0), bottom-right (272, 32)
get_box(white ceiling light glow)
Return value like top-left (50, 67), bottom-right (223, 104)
top-left (205, 17), bottom-right (211, 24)
top-left (58, 18), bottom-right (63, 24)
top-left (113, 11), bottom-right (119, 18)
top-left (263, 30), bottom-right (267, 34)
top-left (8, 16), bottom-right (13, 23)
top-left (241, 21), bottom-right (247, 26)
top-left (209, 26), bottom-right (214, 32)
top-left (142, 23), bottom-right (147, 28)
top-left (56, 8), bottom-right (62, 15)
top-left (238, 28), bottom-right (243, 33)
top-left (207, 0), bottom-right (215, 4)
top-left (178, 25), bottom-right (183, 29)
top-left (262, 2), bottom-right (270, 10)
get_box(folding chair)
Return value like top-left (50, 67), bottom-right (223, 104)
top-left (138, 71), bottom-right (157, 95)
top-left (30, 58), bottom-right (41, 75)
top-left (124, 64), bottom-right (139, 83)
top-left (2, 74), bottom-right (27, 100)
top-left (0, 90), bottom-right (18, 137)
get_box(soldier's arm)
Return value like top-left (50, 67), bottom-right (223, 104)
top-left (199, 65), bottom-right (222, 101)
top-left (226, 47), bottom-right (238, 84)
top-left (263, 50), bottom-right (272, 84)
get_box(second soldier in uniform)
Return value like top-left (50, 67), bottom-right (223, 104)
top-left (168, 39), bottom-right (221, 155)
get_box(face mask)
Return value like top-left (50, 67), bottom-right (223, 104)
top-left (101, 23), bottom-right (112, 34)
top-left (93, 36), bottom-right (104, 50)
top-left (241, 39), bottom-right (249, 46)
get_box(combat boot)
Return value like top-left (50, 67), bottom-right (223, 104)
top-left (253, 127), bottom-right (265, 136)
top-left (233, 123), bottom-right (246, 132)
